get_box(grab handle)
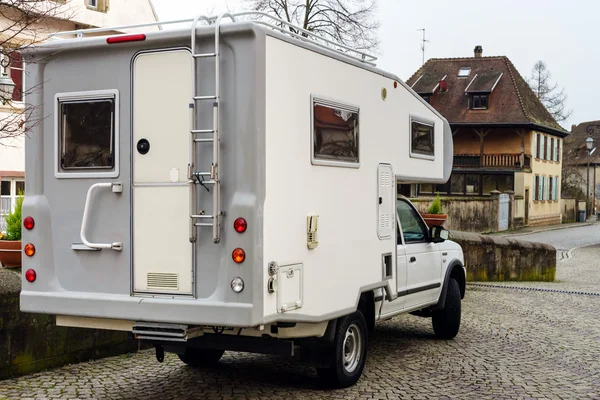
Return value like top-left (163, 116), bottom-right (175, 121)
top-left (80, 182), bottom-right (123, 251)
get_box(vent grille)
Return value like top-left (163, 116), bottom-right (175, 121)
top-left (380, 171), bottom-right (390, 187)
top-left (147, 272), bottom-right (179, 290)
top-left (380, 213), bottom-right (391, 229)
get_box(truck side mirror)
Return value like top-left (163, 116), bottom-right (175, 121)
top-left (430, 225), bottom-right (449, 243)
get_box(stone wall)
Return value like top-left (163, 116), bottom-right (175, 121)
top-left (560, 198), bottom-right (578, 223)
top-left (449, 231), bottom-right (556, 282)
top-left (410, 196), bottom-right (500, 233)
top-left (0, 269), bottom-right (141, 380)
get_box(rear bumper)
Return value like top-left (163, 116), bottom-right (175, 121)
top-left (20, 290), bottom-right (254, 327)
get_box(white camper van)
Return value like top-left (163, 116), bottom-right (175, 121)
top-left (19, 12), bottom-right (465, 387)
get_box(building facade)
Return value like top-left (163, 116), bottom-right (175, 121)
top-left (404, 46), bottom-right (569, 228)
top-left (0, 0), bottom-right (160, 232)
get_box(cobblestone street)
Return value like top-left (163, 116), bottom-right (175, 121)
top-left (1, 233), bottom-right (600, 399)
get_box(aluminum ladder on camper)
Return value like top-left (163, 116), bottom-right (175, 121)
top-left (188, 13), bottom-right (236, 244)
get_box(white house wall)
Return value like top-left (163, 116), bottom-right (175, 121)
top-left (262, 35), bottom-right (446, 321)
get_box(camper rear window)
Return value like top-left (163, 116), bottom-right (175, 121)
top-left (312, 99), bottom-right (359, 166)
top-left (59, 98), bottom-right (115, 170)
top-left (410, 116), bottom-right (435, 159)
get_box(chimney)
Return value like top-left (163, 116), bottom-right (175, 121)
top-left (474, 45), bottom-right (483, 58)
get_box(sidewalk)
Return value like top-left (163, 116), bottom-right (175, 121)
top-left (491, 218), bottom-right (600, 237)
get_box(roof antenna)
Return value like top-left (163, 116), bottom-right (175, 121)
top-left (417, 28), bottom-right (429, 66)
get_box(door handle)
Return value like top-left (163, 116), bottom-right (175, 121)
top-left (409, 256), bottom-right (416, 263)
top-left (79, 182), bottom-right (123, 251)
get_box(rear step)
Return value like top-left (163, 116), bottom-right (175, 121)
top-left (132, 322), bottom-right (204, 342)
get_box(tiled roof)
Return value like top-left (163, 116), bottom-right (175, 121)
top-left (465, 72), bottom-right (503, 93)
top-left (411, 72), bottom-right (445, 94)
top-left (405, 55), bottom-right (568, 136)
top-left (563, 121), bottom-right (600, 165)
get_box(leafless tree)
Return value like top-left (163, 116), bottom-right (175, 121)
top-left (0, 0), bottom-right (73, 142)
top-left (240, 0), bottom-right (380, 52)
top-left (527, 60), bottom-right (573, 124)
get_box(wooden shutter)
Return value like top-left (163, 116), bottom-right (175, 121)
top-left (9, 51), bottom-right (22, 102)
top-left (540, 135), bottom-right (545, 161)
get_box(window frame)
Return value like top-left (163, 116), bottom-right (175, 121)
top-left (409, 114), bottom-right (436, 161)
top-left (396, 198), bottom-right (430, 245)
top-left (470, 93), bottom-right (488, 110)
top-left (310, 95), bottom-right (360, 169)
top-left (54, 89), bottom-right (120, 179)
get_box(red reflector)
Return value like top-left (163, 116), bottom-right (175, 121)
top-left (25, 269), bottom-right (36, 283)
top-left (106, 34), bottom-right (146, 44)
top-left (234, 218), bottom-right (247, 233)
top-left (24, 216), bottom-right (34, 230)
top-left (232, 248), bottom-right (245, 263)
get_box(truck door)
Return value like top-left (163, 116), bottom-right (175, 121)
top-left (131, 49), bottom-right (194, 296)
top-left (396, 198), bottom-right (442, 310)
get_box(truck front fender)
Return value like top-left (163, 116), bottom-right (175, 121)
top-left (432, 260), bottom-right (466, 311)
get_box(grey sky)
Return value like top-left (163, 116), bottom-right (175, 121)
top-left (152, 0), bottom-right (599, 131)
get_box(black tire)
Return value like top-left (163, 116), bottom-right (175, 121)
top-left (432, 277), bottom-right (461, 339)
top-left (316, 311), bottom-right (368, 388)
top-left (178, 347), bottom-right (225, 367)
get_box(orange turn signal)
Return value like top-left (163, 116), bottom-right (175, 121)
top-left (24, 243), bottom-right (35, 257)
top-left (232, 248), bottom-right (245, 264)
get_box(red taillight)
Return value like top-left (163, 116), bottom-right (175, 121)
top-left (106, 34), bottom-right (146, 44)
top-left (25, 269), bottom-right (36, 282)
top-left (232, 248), bottom-right (245, 263)
top-left (24, 216), bottom-right (34, 230)
top-left (234, 218), bottom-right (247, 233)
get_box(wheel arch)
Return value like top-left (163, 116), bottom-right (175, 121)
top-left (433, 260), bottom-right (466, 310)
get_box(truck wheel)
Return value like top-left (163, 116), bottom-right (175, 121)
top-left (316, 311), bottom-right (368, 388)
top-left (432, 277), bottom-right (461, 339)
top-left (178, 347), bottom-right (225, 367)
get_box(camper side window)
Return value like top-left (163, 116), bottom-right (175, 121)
top-left (312, 98), bottom-right (359, 167)
top-left (410, 116), bottom-right (435, 159)
top-left (57, 92), bottom-right (117, 175)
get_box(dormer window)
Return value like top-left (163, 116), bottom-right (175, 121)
top-left (458, 67), bottom-right (471, 77)
top-left (471, 94), bottom-right (488, 109)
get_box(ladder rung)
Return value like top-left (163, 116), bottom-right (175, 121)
top-left (194, 180), bottom-right (217, 185)
top-left (195, 222), bottom-right (214, 227)
top-left (194, 95), bottom-right (217, 100)
top-left (192, 215), bottom-right (214, 219)
top-left (194, 138), bottom-right (214, 142)
top-left (194, 53), bottom-right (216, 58)
top-left (192, 130), bottom-right (214, 134)
top-left (193, 172), bottom-right (211, 176)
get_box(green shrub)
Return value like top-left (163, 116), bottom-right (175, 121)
top-left (3, 191), bottom-right (23, 241)
top-left (427, 192), bottom-right (443, 214)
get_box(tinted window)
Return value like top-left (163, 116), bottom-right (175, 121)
top-left (396, 199), bottom-right (429, 244)
top-left (59, 99), bottom-right (115, 169)
top-left (313, 101), bottom-right (359, 164)
top-left (411, 118), bottom-right (434, 157)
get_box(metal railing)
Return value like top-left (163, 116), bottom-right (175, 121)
top-left (47, 11), bottom-right (378, 65)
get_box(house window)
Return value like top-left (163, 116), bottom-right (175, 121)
top-left (312, 98), bottom-right (359, 167)
top-left (410, 115), bottom-right (435, 159)
top-left (466, 174), bottom-right (480, 195)
top-left (0, 178), bottom-right (24, 233)
top-left (421, 95), bottom-right (430, 104)
top-left (85, 0), bottom-right (108, 11)
top-left (534, 175), bottom-right (540, 200)
top-left (471, 94), bottom-right (488, 109)
top-left (482, 174), bottom-right (514, 194)
top-left (458, 67), bottom-right (471, 77)
top-left (88, 0), bottom-right (97, 8)
top-left (56, 90), bottom-right (119, 178)
top-left (451, 174), bottom-right (465, 194)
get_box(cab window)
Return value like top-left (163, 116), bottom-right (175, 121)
top-left (396, 199), bottom-right (429, 244)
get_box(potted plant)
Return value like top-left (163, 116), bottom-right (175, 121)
top-left (420, 192), bottom-right (448, 227)
top-left (0, 193), bottom-right (23, 268)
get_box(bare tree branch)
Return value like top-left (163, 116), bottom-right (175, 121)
top-left (0, 0), bottom-right (74, 143)
top-left (241, 0), bottom-right (380, 52)
top-left (527, 60), bottom-right (573, 124)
